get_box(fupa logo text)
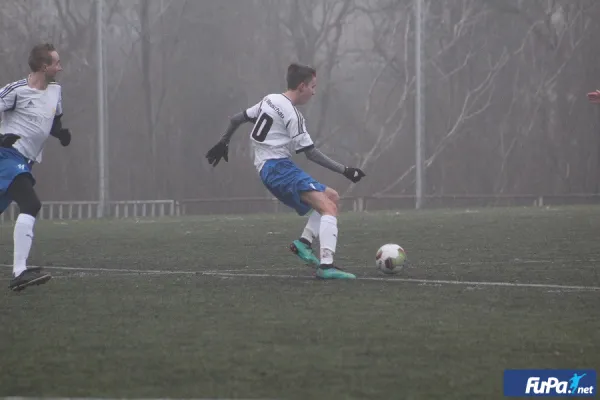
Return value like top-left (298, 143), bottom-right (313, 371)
top-left (504, 369), bottom-right (596, 397)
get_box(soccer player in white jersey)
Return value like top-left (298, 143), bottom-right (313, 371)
top-left (0, 43), bottom-right (72, 291)
top-left (206, 63), bottom-right (365, 279)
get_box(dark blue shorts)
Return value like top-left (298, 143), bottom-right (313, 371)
top-left (260, 158), bottom-right (326, 216)
top-left (0, 147), bottom-right (34, 213)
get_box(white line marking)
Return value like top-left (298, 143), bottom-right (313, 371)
top-left (0, 264), bottom-right (308, 274)
top-left (1, 264), bottom-right (198, 274)
top-left (0, 270), bottom-right (166, 282)
top-left (198, 271), bottom-right (600, 291)
top-left (2, 265), bottom-right (599, 291)
top-left (433, 259), bottom-right (599, 266)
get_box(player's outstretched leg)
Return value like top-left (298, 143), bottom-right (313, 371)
top-left (301, 188), bottom-right (355, 280)
top-left (5, 175), bottom-right (51, 291)
top-left (290, 210), bottom-right (321, 266)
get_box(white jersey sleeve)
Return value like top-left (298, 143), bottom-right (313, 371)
top-left (244, 100), bottom-right (262, 122)
top-left (0, 79), bottom-right (26, 112)
top-left (285, 109), bottom-right (314, 153)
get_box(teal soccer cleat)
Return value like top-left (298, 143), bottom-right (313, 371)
top-left (290, 239), bottom-right (320, 266)
top-left (315, 264), bottom-right (356, 280)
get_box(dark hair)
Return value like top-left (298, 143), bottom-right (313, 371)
top-left (28, 43), bottom-right (56, 72)
top-left (286, 63), bottom-right (316, 90)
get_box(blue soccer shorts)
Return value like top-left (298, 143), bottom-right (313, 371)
top-left (260, 158), bottom-right (326, 216)
top-left (0, 147), bottom-right (35, 213)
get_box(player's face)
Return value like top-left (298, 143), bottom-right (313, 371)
top-left (297, 76), bottom-right (316, 105)
top-left (43, 51), bottom-right (63, 80)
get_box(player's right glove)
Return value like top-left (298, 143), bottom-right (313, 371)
top-left (205, 139), bottom-right (229, 167)
top-left (343, 166), bottom-right (366, 183)
top-left (0, 133), bottom-right (21, 148)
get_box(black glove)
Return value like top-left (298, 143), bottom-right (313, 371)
top-left (343, 166), bottom-right (366, 183)
top-left (52, 128), bottom-right (71, 146)
top-left (0, 133), bottom-right (21, 148)
top-left (205, 140), bottom-right (229, 167)
top-left (49, 115), bottom-right (71, 146)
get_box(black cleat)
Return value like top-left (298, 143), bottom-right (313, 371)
top-left (9, 268), bottom-right (52, 292)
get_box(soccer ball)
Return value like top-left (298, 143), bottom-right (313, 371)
top-left (375, 244), bottom-right (407, 274)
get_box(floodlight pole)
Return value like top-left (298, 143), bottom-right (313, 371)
top-left (415, 0), bottom-right (424, 209)
top-left (96, 0), bottom-right (109, 218)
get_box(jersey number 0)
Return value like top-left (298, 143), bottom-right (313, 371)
top-left (250, 113), bottom-right (274, 142)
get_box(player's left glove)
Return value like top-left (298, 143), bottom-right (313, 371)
top-left (206, 139), bottom-right (229, 167)
top-left (343, 167), bottom-right (366, 183)
top-left (51, 128), bottom-right (71, 147)
top-left (49, 115), bottom-right (71, 146)
top-left (0, 133), bottom-right (21, 148)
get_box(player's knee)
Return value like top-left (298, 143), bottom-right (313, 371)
top-left (320, 198), bottom-right (338, 216)
top-left (326, 189), bottom-right (340, 205)
top-left (8, 175), bottom-right (41, 217)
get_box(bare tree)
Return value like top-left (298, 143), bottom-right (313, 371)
top-left (1, 0), bottom-right (599, 205)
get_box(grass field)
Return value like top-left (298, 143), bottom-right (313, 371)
top-left (1, 206), bottom-right (599, 399)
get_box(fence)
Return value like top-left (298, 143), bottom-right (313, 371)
top-left (0, 200), bottom-right (178, 222)
top-left (1, 194), bottom-right (599, 222)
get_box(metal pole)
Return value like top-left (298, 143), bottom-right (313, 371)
top-left (96, 0), bottom-right (107, 218)
top-left (414, 0), bottom-right (424, 209)
top-left (103, 31), bottom-right (110, 217)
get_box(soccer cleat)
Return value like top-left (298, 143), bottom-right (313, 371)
top-left (9, 268), bottom-right (52, 292)
top-left (315, 264), bottom-right (356, 280)
top-left (290, 239), bottom-right (320, 266)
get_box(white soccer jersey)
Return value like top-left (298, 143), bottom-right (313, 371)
top-left (0, 78), bottom-right (63, 163)
top-left (244, 93), bottom-right (314, 172)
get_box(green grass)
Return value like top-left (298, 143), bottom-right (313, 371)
top-left (0, 206), bottom-right (599, 399)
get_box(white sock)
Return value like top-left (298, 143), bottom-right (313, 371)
top-left (13, 214), bottom-right (36, 277)
top-left (319, 215), bottom-right (338, 265)
top-left (301, 211), bottom-right (321, 243)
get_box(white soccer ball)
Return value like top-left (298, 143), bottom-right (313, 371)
top-left (375, 244), bottom-right (407, 274)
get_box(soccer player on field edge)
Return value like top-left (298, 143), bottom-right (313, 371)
top-left (587, 89), bottom-right (600, 103)
top-left (206, 63), bottom-right (365, 280)
top-left (0, 43), bottom-right (72, 291)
